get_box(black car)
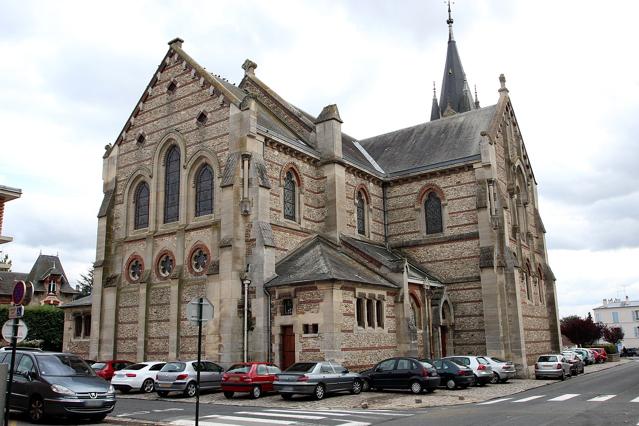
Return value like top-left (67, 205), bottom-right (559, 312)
top-left (428, 358), bottom-right (474, 390)
top-left (0, 350), bottom-right (116, 423)
top-left (360, 357), bottom-right (440, 394)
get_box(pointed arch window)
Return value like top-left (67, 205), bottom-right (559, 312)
top-left (134, 182), bottom-right (150, 229)
top-left (356, 191), bottom-right (366, 235)
top-left (195, 164), bottom-right (214, 217)
top-left (425, 192), bottom-right (443, 234)
top-left (283, 171), bottom-right (296, 221)
top-left (164, 145), bottom-right (181, 223)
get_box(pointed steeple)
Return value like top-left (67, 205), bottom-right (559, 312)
top-left (474, 84), bottom-right (480, 108)
top-left (430, 81), bottom-right (441, 121)
top-left (439, 1), bottom-right (475, 116)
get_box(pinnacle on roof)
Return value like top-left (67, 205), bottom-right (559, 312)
top-left (430, 81), bottom-right (441, 121)
top-left (432, 1), bottom-right (477, 121)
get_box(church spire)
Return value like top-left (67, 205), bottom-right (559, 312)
top-left (438, 1), bottom-right (476, 118)
top-left (430, 81), bottom-right (441, 121)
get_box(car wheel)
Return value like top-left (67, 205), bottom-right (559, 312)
top-left (184, 382), bottom-right (197, 398)
top-left (410, 380), bottom-right (423, 394)
top-left (314, 384), bottom-right (326, 400)
top-left (28, 397), bottom-right (45, 423)
top-left (281, 393), bottom-right (293, 400)
top-left (251, 385), bottom-right (262, 399)
top-left (490, 372), bottom-right (500, 385)
top-left (446, 379), bottom-right (457, 390)
top-left (224, 391), bottom-right (234, 399)
top-left (141, 379), bottom-right (155, 393)
top-left (88, 413), bottom-right (108, 422)
top-left (157, 391), bottom-right (169, 397)
top-left (350, 379), bottom-right (362, 395)
top-left (361, 379), bottom-right (371, 392)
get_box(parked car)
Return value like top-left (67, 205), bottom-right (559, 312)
top-left (535, 354), bottom-right (572, 380)
top-left (483, 356), bottom-right (516, 384)
top-left (428, 358), bottom-right (474, 390)
top-left (443, 356), bottom-right (493, 386)
top-left (273, 361), bottom-right (362, 400)
top-left (622, 347), bottom-right (639, 357)
top-left (111, 361), bottom-right (166, 393)
top-left (561, 351), bottom-right (584, 375)
top-left (590, 348), bottom-right (608, 363)
top-left (91, 360), bottom-right (133, 381)
top-left (572, 348), bottom-right (595, 365)
top-left (0, 350), bottom-right (116, 423)
top-left (359, 357), bottom-right (439, 394)
top-left (155, 360), bottom-right (224, 397)
top-left (222, 362), bottom-right (281, 399)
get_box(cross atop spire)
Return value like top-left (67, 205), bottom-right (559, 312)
top-left (447, 1), bottom-right (455, 41)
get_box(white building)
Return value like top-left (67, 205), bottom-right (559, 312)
top-left (593, 297), bottom-right (639, 349)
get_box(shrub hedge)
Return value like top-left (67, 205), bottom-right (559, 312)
top-left (585, 343), bottom-right (618, 354)
top-left (0, 305), bottom-right (64, 351)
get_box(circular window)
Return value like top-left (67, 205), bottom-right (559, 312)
top-left (126, 255), bottom-right (144, 283)
top-left (188, 244), bottom-right (211, 276)
top-left (156, 251), bottom-right (175, 279)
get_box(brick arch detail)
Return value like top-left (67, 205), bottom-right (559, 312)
top-left (280, 162), bottom-right (304, 190)
top-left (415, 184), bottom-right (447, 209)
top-left (409, 290), bottom-right (422, 308)
top-left (354, 184), bottom-right (371, 204)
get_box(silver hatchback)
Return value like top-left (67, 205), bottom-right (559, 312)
top-left (273, 361), bottom-right (362, 400)
top-left (444, 356), bottom-right (493, 386)
top-left (535, 354), bottom-right (571, 380)
top-left (155, 360), bottom-right (224, 397)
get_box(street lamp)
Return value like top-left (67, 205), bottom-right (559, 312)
top-left (241, 275), bottom-right (252, 363)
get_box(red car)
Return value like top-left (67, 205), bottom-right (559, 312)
top-left (590, 348), bottom-right (608, 363)
top-left (92, 360), bottom-right (133, 380)
top-left (221, 362), bottom-right (281, 399)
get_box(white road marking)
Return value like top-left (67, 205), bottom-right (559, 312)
top-left (199, 415), bottom-right (296, 425)
top-left (513, 395), bottom-right (545, 403)
top-left (477, 397), bottom-right (512, 405)
top-left (266, 409), bottom-right (350, 416)
top-left (548, 393), bottom-right (580, 401)
top-left (153, 408), bottom-right (184, 412)
top-left (335, 422), bottom-right (371, 426)
top-left (588, 394), bottom-right (616, 402)
top-left (116, 411), bottom-right (151, 417)
top-left (235, 411), bottom-right (325, 420)
top-left (322, 410), bottom-right (413, 416)
top-left (631, 396), bottom-right (639, 402)
top-left (172, 421), bottom-right (251, 426)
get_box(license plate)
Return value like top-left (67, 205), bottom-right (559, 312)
top-left (281, 386), bottom-right (293, 392)
top-left (85, 400), bottom-right (104, 407)
top-left (230, 376), bottom-right (239, 381)
top-left (159, 383), bottom-right (171, 388)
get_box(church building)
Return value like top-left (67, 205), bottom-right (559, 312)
top-left (90, 12), bottom-right (560, 376)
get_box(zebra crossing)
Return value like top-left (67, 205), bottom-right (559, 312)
top-left (477, 393), bottom-right (639, 405)
top-left (169, 407), bottom-right (416, 426)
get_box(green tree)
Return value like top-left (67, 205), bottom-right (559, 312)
top-left (76, 265), bottom-right (94, 298)
top-left (0, 305), bottom-right (64, 351)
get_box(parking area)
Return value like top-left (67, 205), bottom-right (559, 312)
top-left (116, 359), bottom-right (629, 410)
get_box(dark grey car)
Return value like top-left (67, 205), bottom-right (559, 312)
top-left (273, 361), bottom-right (362, 400)
top-left (1, 350), bottom-right (116, 423)
top-left (155, 360), bottom-right (224, 397)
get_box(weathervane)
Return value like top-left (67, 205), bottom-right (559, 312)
top-left (446, 0), bottom-right (455, 41)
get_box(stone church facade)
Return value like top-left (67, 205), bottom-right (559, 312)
top-left (90, 19), bottom-right (560, 376)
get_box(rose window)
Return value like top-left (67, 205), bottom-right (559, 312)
top-left (129, 259), bottom-right (143, 281)
top-left (191, 248), bottom-right (209, 273)
top-left (158, 253), bottom-right (174, 278)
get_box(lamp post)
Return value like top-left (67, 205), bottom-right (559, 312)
top-left (241, 276), bottom-right (252, 362)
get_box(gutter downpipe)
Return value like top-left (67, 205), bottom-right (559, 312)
top-left (382, 183), bottom-right (389, 243)
top-left (263, 286), bottom-right (273, 362)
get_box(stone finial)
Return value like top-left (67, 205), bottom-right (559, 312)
top-left (315, 104), bottom-right (343, 124)
top-left (168, 37), bottom-right (184, 48)
top-left (242, 59), bottom-right (258, 75)
top-left (239, 93), bottom-right (257, 111)
top-left (499, 73), bottom-right (509, 93)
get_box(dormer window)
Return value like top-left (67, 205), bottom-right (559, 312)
top-left (48, 279), bottom-right (57, 294)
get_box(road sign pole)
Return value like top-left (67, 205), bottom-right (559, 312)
top-left (195, 297), bottom-right (203, 426)
top-left (4, 318), bottom-right (19, 426)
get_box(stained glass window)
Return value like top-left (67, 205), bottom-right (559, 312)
top-left (134, 182), bottom-right (149, 229)
top-left (158, 253), bottom-right (174, 278)
top-left (164, 146), bottom-right (180, 223)
top-left (425, 192), bottom-right (443, 234)
top-left (283, 171), bottom-right (296, 221)
top-left (356, 192), bottom-right (366, 235)
top-left (191, 248), bottom-right (208, 273)
top-left (195, 164), bottom-right (214, 216)
top-left (129, 259), bottom-right (143, 281)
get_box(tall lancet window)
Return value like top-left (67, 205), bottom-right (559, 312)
top-left (425, 192), bottom-right (443, 234)
top-left (134, 182), bottom-right (150, 229)
top-left (164, 146), bottom-right (181, 223)
top-left (283, 171), bottom-right (296, 221)
top-left (356, 191), bottom-right (366, 235)
top-left (195, 164), bottom-right (214, 217)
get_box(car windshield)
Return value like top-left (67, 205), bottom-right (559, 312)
top-left (538, 356), bottom-right (557, 362)
top-left (124, 363), bottom-right (147, 371)
top-left (285, 363), bottom-right (316, 373)
top-left (91, 362), bottom-right (106, 370)
top-left (160, 362), bottom-right (186, 372)
top-left (420, 361), bottom-right (434, 369)
top-left (477, 357), bottom-right (488, 364)
top-left (227, 364), bottom-right (251, 373)
top-left (449, 358), bottom-right (467, 367)
top-left (490, 357), bottom-right (505, 363)
top-left (37, 355), bottom-right (94, 377)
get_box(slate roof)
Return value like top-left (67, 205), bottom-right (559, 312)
top-left (60, 294), bottom-right (92, 309)
top-left (26, 255), bottom-right (77, 294)
top-left (359, 105), bottom-right (496, 176)
top-left (266, 236), bottom-right (397, 288)
top-left (0, 271), bottom-right (28, 296)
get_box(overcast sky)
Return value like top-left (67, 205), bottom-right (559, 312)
top-left (1, 0), bottom-right (638, 318)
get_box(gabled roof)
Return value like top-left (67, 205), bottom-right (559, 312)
top-left (0, 271), bottom-right (28, 296)
top-left (60, 294), bottom-right (92, 309)
top-left (26, 255), bottom-right (77, 294)
top-left (266, 236), bottom-right (397, 288)
top-left (359, 105), bottom-right (496, 176)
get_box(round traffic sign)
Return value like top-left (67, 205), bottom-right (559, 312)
top-left (2, 319), bottom-right (28, 344)
top-left (12, 281), bottom-right (26, 305)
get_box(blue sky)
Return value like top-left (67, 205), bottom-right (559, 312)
top-left (1, 0), bottom-right (638, 317)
